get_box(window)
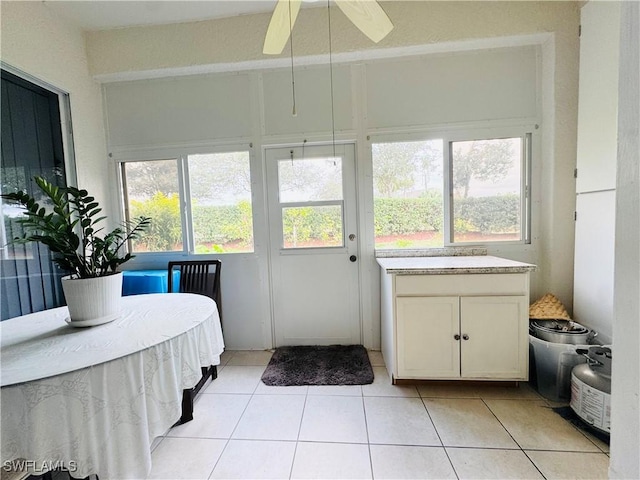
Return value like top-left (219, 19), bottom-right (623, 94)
top-left (277, 156), bottom-right (344, 249)
top-left (122, 159), bottom-right (183, 253)
top-left (120, 149), bottom-right (253, 254)
top-left (187, 152), bottom-right (253, 253)
top-left (451, 137), bottom-right (526, 244)
top-left (372, 132), bottom-right (530, 249)
top-left (372, 139), bottom-right (445, 249)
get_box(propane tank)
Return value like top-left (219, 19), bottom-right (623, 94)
top-left (570, 346), bottom-right (612, 435)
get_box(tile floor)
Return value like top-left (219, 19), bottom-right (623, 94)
top-left (148, 350), bottom-right (610, 479)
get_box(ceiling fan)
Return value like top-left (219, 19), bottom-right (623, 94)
top-left (263, 0), bottom-right (394, 55)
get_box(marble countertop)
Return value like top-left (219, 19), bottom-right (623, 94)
top-left (377, 255), bottom-right (537, 275)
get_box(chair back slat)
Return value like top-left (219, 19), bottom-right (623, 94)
top-left (168, 260), bottom-right (222, 327)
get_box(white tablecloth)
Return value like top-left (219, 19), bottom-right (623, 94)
top-left (0, 293), bottom-right (224, 480)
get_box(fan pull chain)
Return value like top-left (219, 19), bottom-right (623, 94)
top-left (327, 0), bottom-right (336, 164)
top-left (289, 0), bottom-right (297, 117)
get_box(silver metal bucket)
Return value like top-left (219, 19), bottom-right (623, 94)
top-left (530, 319), bottom-right (595, 344)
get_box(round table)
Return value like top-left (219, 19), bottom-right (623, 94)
top-left (0, 293), bottom-right (224, 479)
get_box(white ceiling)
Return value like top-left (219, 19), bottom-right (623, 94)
top-left (43, 0), bottom-right (282, 30)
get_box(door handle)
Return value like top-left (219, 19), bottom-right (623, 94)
top-left (349, 255), bottom-right (357, 262)
top-left (454, 334), bottom-right (461, 341)
top-left (462, 334), bottom-right (469, 341)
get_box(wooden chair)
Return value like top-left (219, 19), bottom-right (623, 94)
top-left (167, 260), bottom-right (222, 424)
top-left (167, 260), bottom-right (222, 325)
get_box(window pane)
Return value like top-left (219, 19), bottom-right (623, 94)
top-left (278, 157), bottom-right (343, 203)
top-left (123, 160), bottom-right (183, 252)
top-left (188, 152), bottom-right (253, 254)
top-left (372, 140), bottom-right (444, 249)
top-left (2, 166), bottom-right (31, 260)
top-left (451, 137), bottom-right (522, 243)
top-left (282, 205), bottom-right (343, 249)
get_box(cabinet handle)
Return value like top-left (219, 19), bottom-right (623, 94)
top-left (454, 334), bottom-right (461, 341)
top-left (462, 334), bottom-right (469, 341)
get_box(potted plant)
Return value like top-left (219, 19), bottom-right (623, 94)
top-left (2, 176), bottom-right (151, 326)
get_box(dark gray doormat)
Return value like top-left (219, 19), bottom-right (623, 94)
top-left (261, 345), bottom-right (374, 386)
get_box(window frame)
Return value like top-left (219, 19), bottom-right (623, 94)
top-left (116, 143), bottom-right (255, 256)
top-left (275, 154), bottom-right (347, 251)
top-left (370, 125), bottom-right (534, 250)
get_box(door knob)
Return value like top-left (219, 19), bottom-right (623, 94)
top-left (454, 334), bottom-right (461, 341)
top-left (462, 334), bottom-right (469, 340)
top-left (349, 255), bottom-right (357, 262)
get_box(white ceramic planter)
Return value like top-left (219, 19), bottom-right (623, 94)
top-left (61, 272), bottom-right (123, 326)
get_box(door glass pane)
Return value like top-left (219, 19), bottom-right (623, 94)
top-left (372, 139), bottom-right (444, 249)
top-left (2, 166), bottom-right (31, 260)
top-left (451, 137), bottom-right (522, 243)
top-left (1, 70), bottom-right (68, 319)
top-left (123, 160), bottom-right (183, 252)
top-left (278, 157), bottom-right (343, 203)
top-left (188, 152), bottom-right (253, 254)
top-left (282, 205), bottom-right (343, 249)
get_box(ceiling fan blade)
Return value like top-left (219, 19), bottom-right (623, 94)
top-left (263, 0), bottom-right (302, 55)
top-left (334, 0), bottom-right (393, 43)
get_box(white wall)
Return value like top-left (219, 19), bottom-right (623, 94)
top-left (0, 2), bottom-right (111, 219)
top-left (610, 2), bottom-right (640, 477)
top-left (104, 45), bottom-right (542, 350)
top-left (86, 1), bottom-right (581, 322)
top-left (365, 47), bottom-right (537, 129)
top-left (1, 2), bottom-right (581, 351)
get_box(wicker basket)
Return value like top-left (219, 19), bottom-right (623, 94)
top-left (529, 293), bottom-right (571, 320)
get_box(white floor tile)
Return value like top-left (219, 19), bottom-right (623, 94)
top-left (418, 383), bottom-right (481, 398)
top-left (475, 382), bottom-right (543, 400)
top-left (291, 442), bottom-right (372, 479)
top-left (147, 437), bottom-right (226, 480)
top-left (299, 395), bottom-right (368, 443)
top-left (364, 396), bottom-right (441, 446)
top-left (232, 394), bottom-right (306, 441)
top-left (362, 367), bottom-right (419, 397)
top-left (226, 350), bottom-right (274, 366)
top-left (219, 350), bottom-right (235, 366)
top-left (255, 382), bottom-right (309, 395)
top-left (167, 394), bottom-right (250, 439)
top-left (307, 384), bottom-right (363, 396)
top-left (148, 357), bottom-right (612, 480)
top-left (370, 445), bottom-right (457, 479)
top-left (526, 450), bottom-right (610, 479)
top-left (209, 439), bottom-right (296, 479)
top-left (447, 447), bottom-right (544, 479)
top-left (425, 398), bottom-right (518, 448)
top-left (367, 350), bottom-right (386, 367)
top-left (484, 400), bottom-right (601, 452)
top-left (203, 366), bottom-right (264, 394)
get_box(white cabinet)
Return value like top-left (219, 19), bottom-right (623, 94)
top-left (459, 296), bottom-right (528, 379)
top-left (381, 267), bottom-right (531, 382)
top-left (397, 296), bottom-right (460, 378)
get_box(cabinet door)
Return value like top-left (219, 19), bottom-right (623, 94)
top-left (460, 296), bottom-right (528, 380)
top-left (396, 296), bottom-right (460, 379)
